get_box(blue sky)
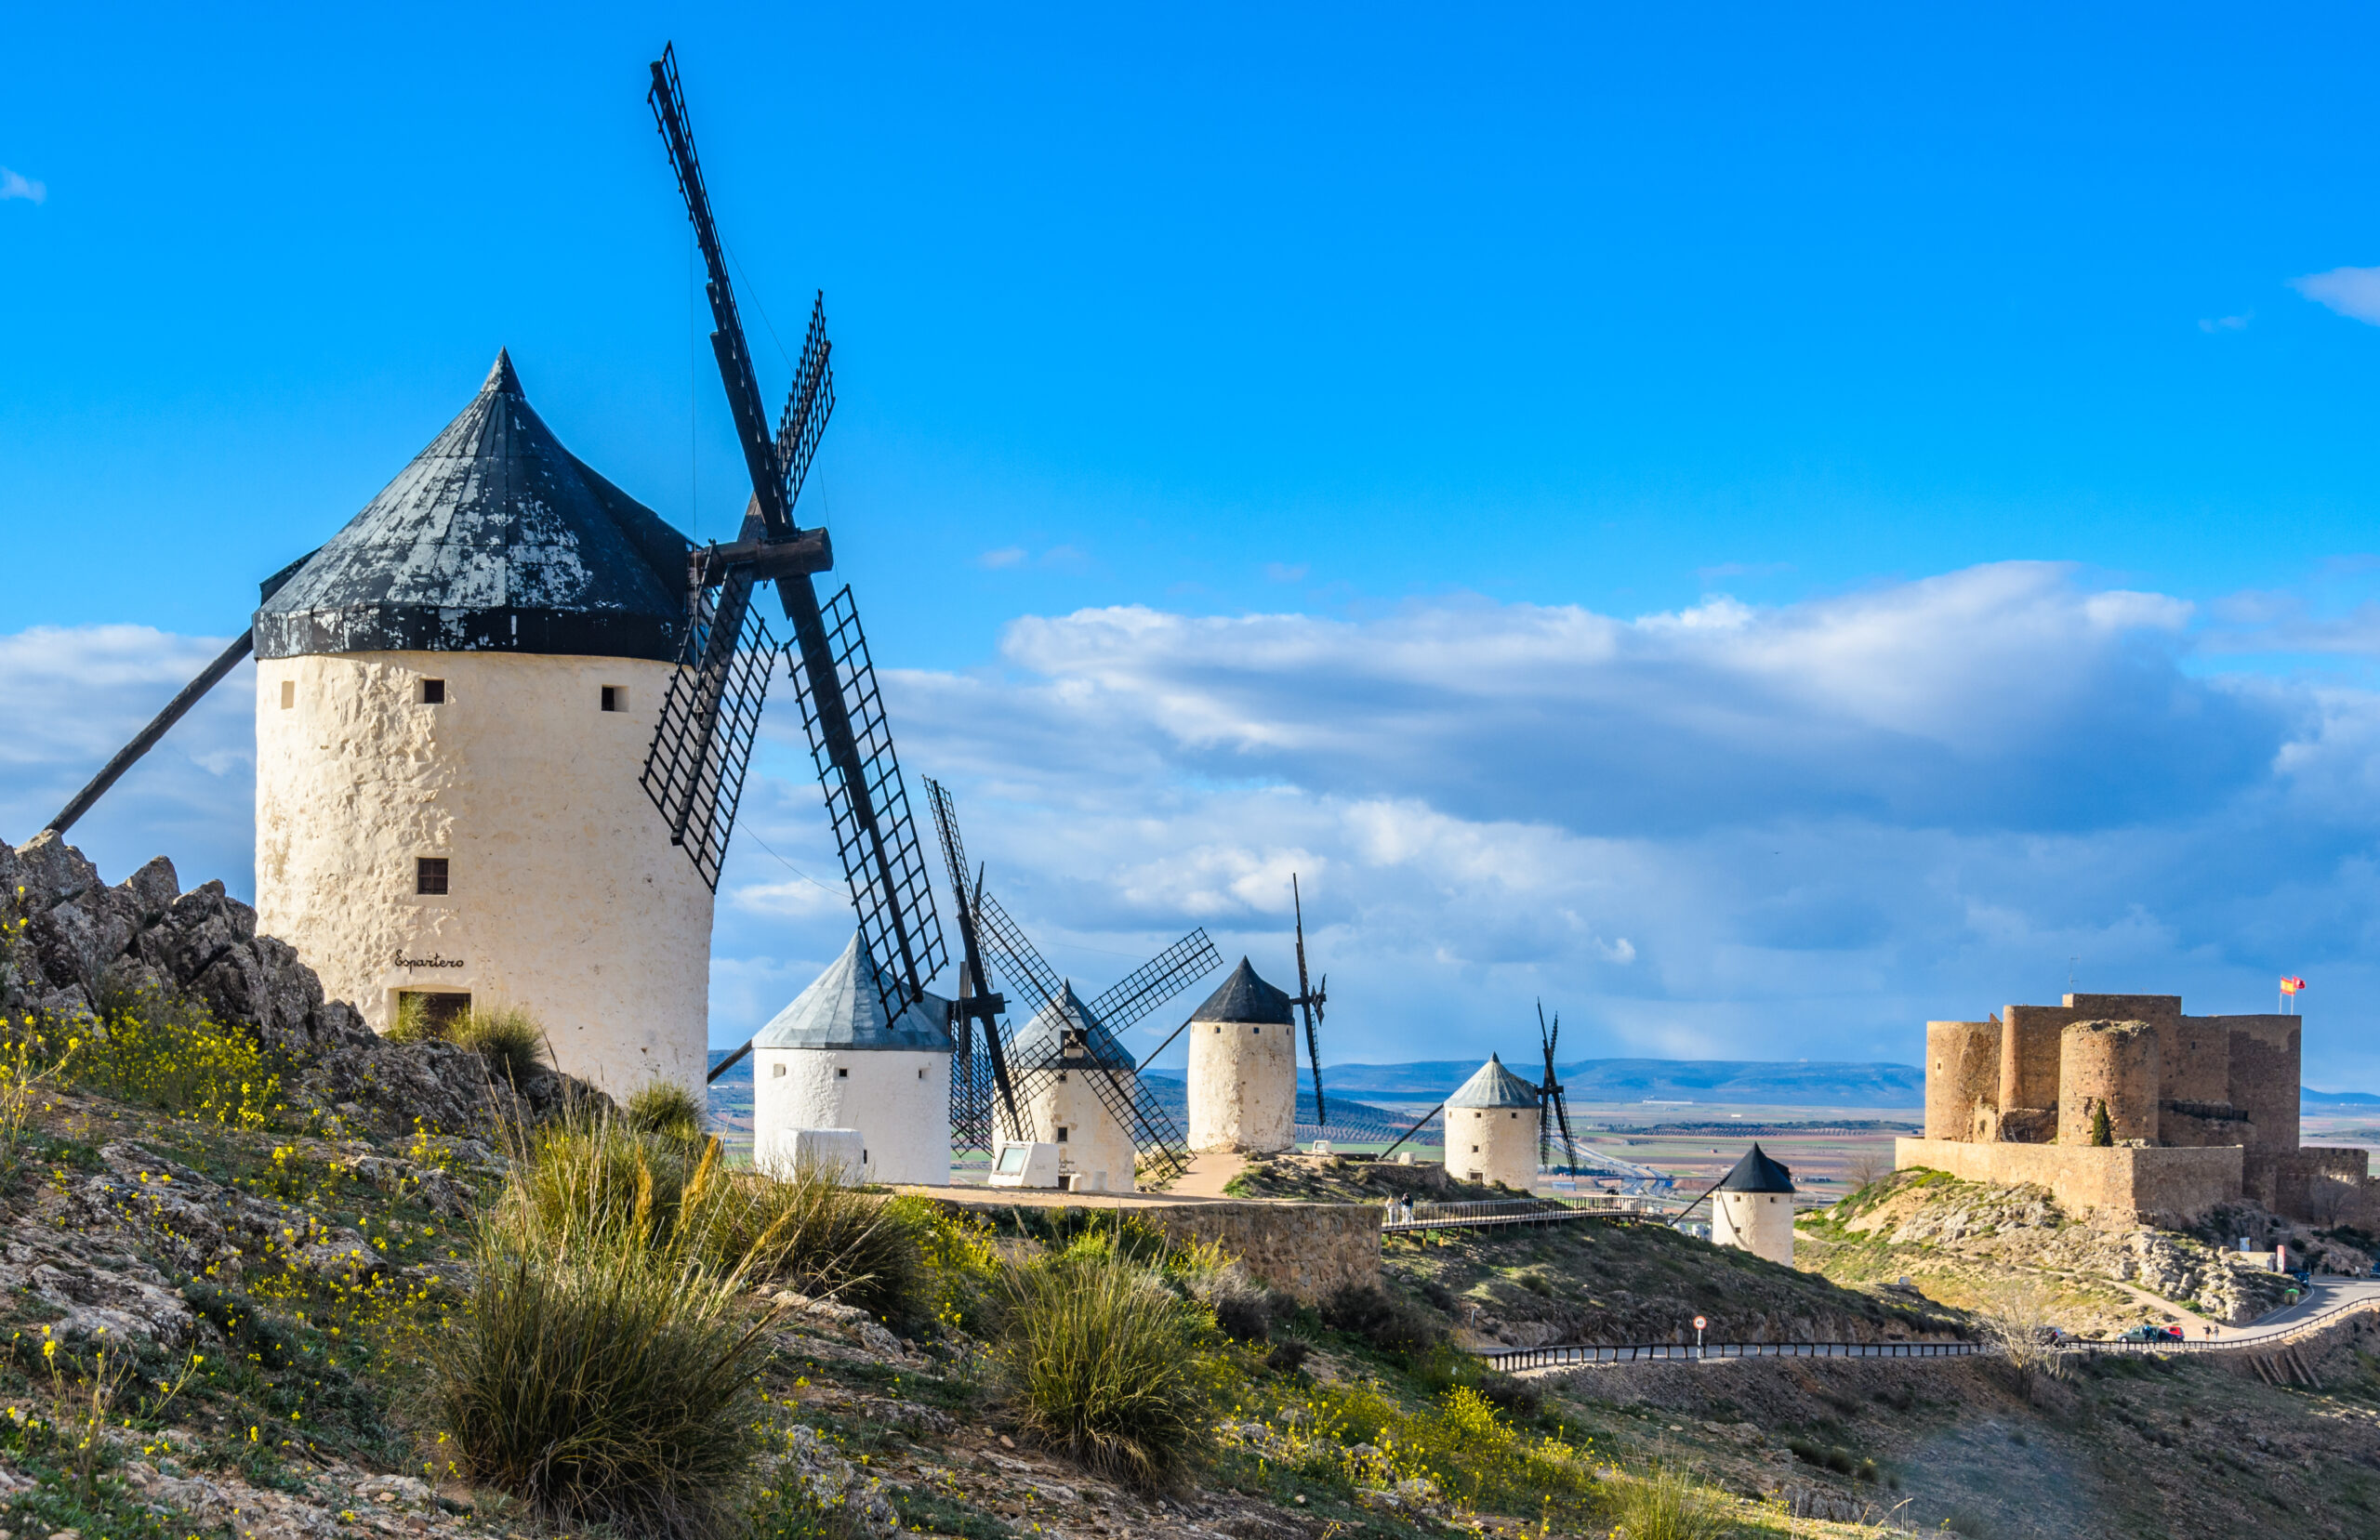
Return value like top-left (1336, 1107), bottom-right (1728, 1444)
top-left (9, 6), bottom-right (2380, 1086)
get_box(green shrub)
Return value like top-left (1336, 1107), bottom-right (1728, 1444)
top-left (996, 1249), bottom-right (1216, 1491)
top-left (1602, 1460), bottom-right (1733, 1540)
top-left (1319, 1278), bottom-right (1444, 1353)
top-left (452, 1003), bottom-right (548, 1082)
top-left (430, 1226), bottom-right (770, 1538)
top-left (626, 1081), bottom-right (707, 1141)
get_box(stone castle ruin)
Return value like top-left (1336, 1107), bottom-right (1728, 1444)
top-left (1897, 993), bottom-right (2373, 1226)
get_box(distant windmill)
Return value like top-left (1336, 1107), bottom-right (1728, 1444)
top-left (1289, 875), bottom-right (1328, 1125)
top-left (1536, 1000), bottom-right (1580, 1173)
top-left (924, 779), bottom-right (1219, 1185)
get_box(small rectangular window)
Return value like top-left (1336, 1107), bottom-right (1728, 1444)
top-left (416, 858), bottom-right (450, 896)
top-left (279, 680), bottom-right (295, 710)
top-left (601, 685), bottom-right (624, 712)
top-left (423, 678), bottom-right (445, 704)
top-left (1055, 1125), bottom-right (1070, 1143)
top-left (836, 1066), bottom-right (849, 1079)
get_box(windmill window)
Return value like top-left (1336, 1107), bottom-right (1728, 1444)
top-left (415, 858), bottom-right (449, 896)
top-left (279, 680), bottom-right (295, 709)
top-left (771, 1064), bottom-right (786, 1078)
top-left (917, 1067), bottom-right (927, 1080)
top-left (837, 1067), bottom-right (849, 1079)
top-left (601, 685), bottom-right (625, 712)
top-left (422, 678), bottom-right (445, 704)
top-left (1055, 1126), bottom-right (1070, 1143)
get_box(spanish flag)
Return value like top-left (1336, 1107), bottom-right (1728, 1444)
top-left (2281, 977), bottom-right (2307, 994)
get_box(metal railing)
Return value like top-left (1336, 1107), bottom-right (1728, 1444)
top-left (1482, 1288), bottom-right (2380, 1373)
top-left (1485, 1340), bottom-right (1984, 1371)
top-left (2062, 1287), bottom-right (2380, 1356)
top-left (1382, 1198), bottom-right (1659, 1233)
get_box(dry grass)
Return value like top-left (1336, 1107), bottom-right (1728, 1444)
top-left (1603, 1457), bottom-right (1736, 1540)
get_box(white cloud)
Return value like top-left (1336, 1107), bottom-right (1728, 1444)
top-left (0, 168), bottom-right (44, 205)
top-left (2198, 313), bottom-right (2251, 333)
top-left (23, 559), bottom-right (2380, 1086)
top-left (0, 625), bottom-right (254, 898)
top-left (1263, 562), bottom-right (1309, 583)
top-left (2292, 267), bottom-right (2380, 325)
top-left (976, 546), bottom-right (1026, 570)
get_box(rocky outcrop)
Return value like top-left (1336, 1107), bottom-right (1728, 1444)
top-left (1, 833), bottom-right (603, 1134)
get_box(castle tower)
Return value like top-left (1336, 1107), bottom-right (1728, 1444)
top-left (1925, 1020), bottom-right (2001, 1139)
top-left (1016, 984), bottom-right (1141, 1191)
top-left (1444, 1053), bottom-right (1540, 1191)
top-left (2057, 1019), bottom-right (2160, 1145)
top-left (1711, 1142), bottom-right (1796, 1265)
top-left (251, 353), bottom-right (711, 1096)
top-left (1186, 957), bottom-right (1298, 1153)
top-left (750, 932), bottom-right (952, 1186)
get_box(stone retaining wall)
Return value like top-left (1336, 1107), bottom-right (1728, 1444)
top-left (1139, 1201), bottom-right (1382, 1302)
top-left (1894, 1138), bottom-right (2242, 1222)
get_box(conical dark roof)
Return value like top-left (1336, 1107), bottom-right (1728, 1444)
top-left (1190, 958), bottom-right (1294, 1025)
top-left (1013, 982), bottom-right (1135, 1072)
top-left (1715, 1141), bottom-right (1795, 1193)
top-left (255, 352), bottom-right (692, 661)
top-left (1446, 1052), bottom-right (1540, 1110)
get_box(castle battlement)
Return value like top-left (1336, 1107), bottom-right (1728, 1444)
top-left (1899, 993), bottom-right (2370, 1224)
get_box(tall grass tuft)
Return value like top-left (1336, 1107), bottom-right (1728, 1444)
top-left (1603, 1458), bottom-right (1734, 1540)
top-left (995, 1248), bottom-right (1215, 1492)
top-left (497, 1115), bottom-right (927, 1319)
top-left (437, 1115), bottom-right (803, 1538)
top-left (433, 1184), bottom-right (772, 1538)
top-left (451, 1003), bottom-right (548, 1082)
top-left (626, 1081), bottom-right (707, 1142)
top-left (385, 992), bottom-right (440, 1044)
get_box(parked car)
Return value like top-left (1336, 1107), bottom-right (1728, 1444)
top-left (2118, 1323), bottom-right (2183, 1342)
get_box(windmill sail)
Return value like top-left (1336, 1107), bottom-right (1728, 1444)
top-left (1290, 874), bottom-right (1327, 1125)
top-left (925, 777), bottom-right (1021, 1151)
top-left (1086, 928), bottom-right (1223, 1032)
top-left (931, 796), bottom-right (1194, 1183)
top-left (644, 45), bottom-right (944, 1021)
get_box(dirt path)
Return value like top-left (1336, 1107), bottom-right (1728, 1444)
top-left (1169, 1150), bottom-right (1248, 1199)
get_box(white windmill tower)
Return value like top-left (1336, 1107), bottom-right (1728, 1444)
top-left (750, 932), bottom-right (952, 1185)
top-left (1444, 1054), bottom-right (1541, 1191)
top-left (40, 51), bottom-right (952, 1108)
top-left (248, 353), bottom-right (718, 1093)
top-left (1710, 1143), bottom-right (1797, 1265)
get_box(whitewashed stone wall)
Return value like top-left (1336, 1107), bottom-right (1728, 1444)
top-left (753, 1045), bottom-right (950, 1187)
top-left (253, 649), bottom-right (711, 1098)
top-left (1188, 1017), bottom-right (1295, 1153)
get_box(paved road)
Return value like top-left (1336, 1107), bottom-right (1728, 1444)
top-left (2215, 1275), bottom-right (2380, 1345)
top-left (1494, 1276), bottom-right (2380, 1373)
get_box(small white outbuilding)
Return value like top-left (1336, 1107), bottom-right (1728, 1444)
top-left (1444, 1053), bottom-right (1541, 1191)
top-left (1710, 1142), bottom-right (1797, 1266)
top-left (750, 932), bottom-right (952, 1187)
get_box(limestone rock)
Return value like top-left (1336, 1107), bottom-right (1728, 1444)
top-left (7, 833), bottom-right (606, 1133)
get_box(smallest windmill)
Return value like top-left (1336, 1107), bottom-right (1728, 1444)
top-left (1289, 875), bottom-right (1328, 1125)
top-left (1535, 1001), bottom-right (1580, 1174)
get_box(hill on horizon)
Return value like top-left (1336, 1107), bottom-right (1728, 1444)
top-left (1318, 1056), bottom-right (1925, 1108)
